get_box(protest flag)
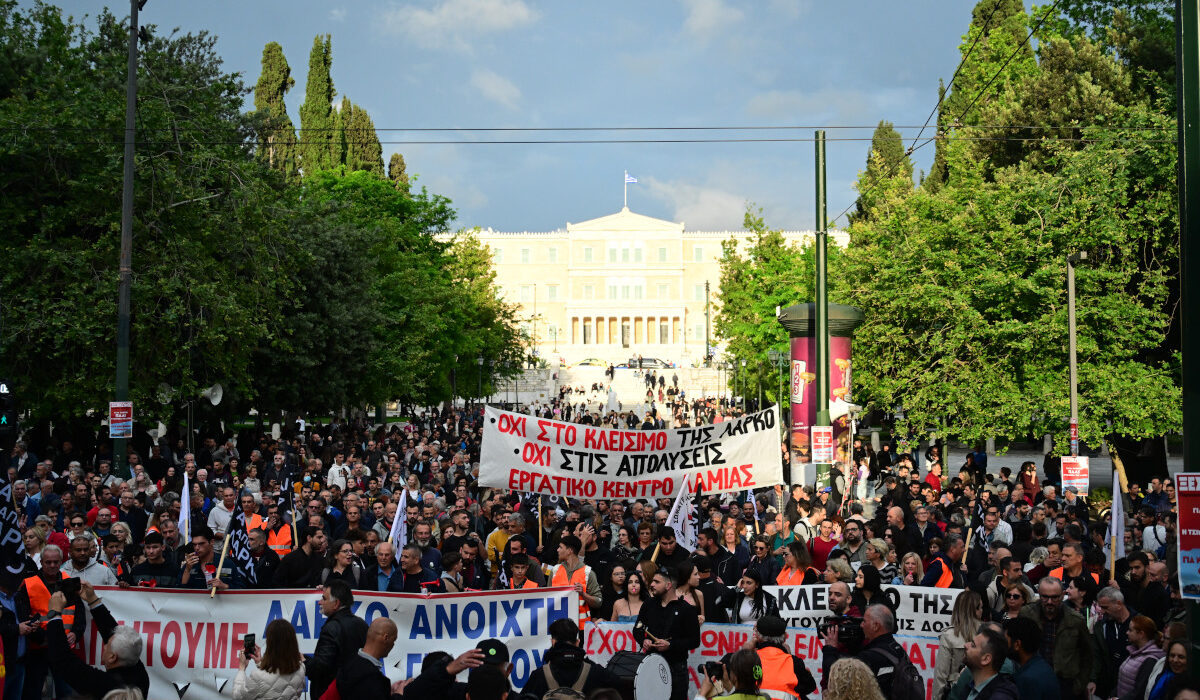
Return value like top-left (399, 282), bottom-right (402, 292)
top-left (228, 511), bottom-right (258, 587)
top-left (177, 471), bottom-right (190, 542)
top-left (1109, 470), bottom-right (1126, 580)
top-left (664, 474), bottom-right (698, 554)
top-left (389, 489), bottom-right (408, 561)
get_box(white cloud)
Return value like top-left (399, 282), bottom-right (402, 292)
top-left (680, 0), bottom-right (744, 40)
top-left (329, 7), bottom-right (346, 22)
top-left (381, 0), bottom-right (538, 51)
top-left (470, 69), bottom-right (521, 109)
top-left (643, 177), bottom-right (748, 230)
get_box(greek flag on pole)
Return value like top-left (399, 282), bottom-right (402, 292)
top-left (177, 471), bottom-right (190, 539)
top-left (389, 489), bottom-right (408, 560)
top-left (625, 172), bottom-right (637, 183)
top-left (747, 489), bottom-right (760, 523)
top-left (664, 474), bottom-right (698, 552)
top-left (1109, 471), bottom-right (1126, 562)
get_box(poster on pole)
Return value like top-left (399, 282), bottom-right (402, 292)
top-left (1061, 456), bottom-right (1090, 496)
top-left (810, 426), bottom-right (834, 464)
top-left (90, 586), bottom-right (577, 699)
top-left (1177, 473), bottom-right (1200, 600)
top-left (479, 405), bottom-right (783, 499)
top-left (108, 401), bottom-right (133, 439)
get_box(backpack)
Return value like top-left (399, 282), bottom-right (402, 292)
top-left (541, 663), bottom-right (590, 700)
top-left (1148, 526), bottom-right (1167, 559)
top-left (873, 642), bottom-right (923, 700)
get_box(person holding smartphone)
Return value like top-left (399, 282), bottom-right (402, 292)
top-left (44, 580), bottom-right (149, 698)
top-left (232, 619), bottom-right (305, 700)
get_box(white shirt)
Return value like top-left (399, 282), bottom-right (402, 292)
top-left (208, 502), bottom-right (234, 537)
top-left (326, 464), bottom-right (351, 491)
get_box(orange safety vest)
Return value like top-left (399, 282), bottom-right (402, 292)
top-left (551, 562), bottom-right (592, 629)
top-left (267, 525), bottom-right (293, 557)
top-left (509, 578), bottom-right (538, 590)
top-left (934, 559), bottom-right (955, 588)
top-left (23, 573), bottom-right (75, 647)
top-left (1049, 567), bottom-right (1100, 585)
top-left (776, 567), bottom-right (810, 586)
top-left (758, 645), bottom-right (800, 700)
top-left (243, 513), bottom-right (265, 532)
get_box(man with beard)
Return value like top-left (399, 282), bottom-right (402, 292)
top-left (244, 528), bottom-right (281, 588)
top-left (411, 521), bottom-right (442, 576)
top-left (633, 566), bottom-right (700, 700)
top-left (652, 525), bottom-right (689, 571)
top-left (962, 625), bottom-right (1020, 700)
top-left (839, 520), bottom-right (867, 568)
top-left (1118, 551), bottom-right (1169, 627)
top-left (693, 555), bottom-right (732, 623)
top-left (697, 527), bottom-right (738, 584)
top-left (459, 537), bottom-right (490, 590)
top-left (1019, 578), bottom-right (1091, 700)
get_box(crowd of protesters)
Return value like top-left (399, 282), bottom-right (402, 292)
top-left (1, 394), bottom-right (1194, 700)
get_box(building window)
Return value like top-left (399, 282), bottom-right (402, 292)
top-left (633, 286), bottom-right (643, 300)
top-left (694, 284), bottom-right (705, 301)
top-left (493, 248), bottom-right (504, 264)
top-left (583, 285), bottom-right (594, 300)
top-left (621, 248), bottom-right (630, 263)
top-left (634, 248), bottom-right (643, 263)
top-left (695, 324), bottom-right (705, 341)
top-left (547, 285), bottom-right (559, 301)
top-left (520, 248), bottom-right (531, 264)
top-left (693, 246), bottom-right (704, 262)
top-left (548, 248), bottom-right (558, 264)
top-left (659, 322), bottom-right (669, 344)
top-left (582, 324), bottom-right (592, 345)
top-left (609, 248), bottom-right (618, 263)
top-left (657, 283), bottom-right (669, 299)
top-left (658, 247), bottom-right (667, 262)
top-left (584, 247), bottom-right (593, 263)
top-left (608, 284), bottom-right (618, 300)
top-left (622, 285), bottom-right (631, 300)
top-left (520, 285), bottom-right (533, 302)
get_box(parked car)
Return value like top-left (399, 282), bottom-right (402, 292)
top-left (575, 358), bottom-right (607, 366)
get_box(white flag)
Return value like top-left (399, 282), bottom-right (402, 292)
top-left (1108, 470), bottom-right (1126, 563)
top-left (664, 474), bottom-right (697, 553)
top-left (177, 471), bottom-right (190, 539)
top-left (389, 489), bottom-right (408, 561)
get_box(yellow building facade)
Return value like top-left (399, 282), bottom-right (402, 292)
top-left (473, 207), bottom-right (846, 366)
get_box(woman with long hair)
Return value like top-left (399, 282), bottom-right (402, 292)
top-left (851, 565), bottom-right (887, 612)
top-left (612, 526), bottom-right (640, 561)
top-left (23, 526), bottom-right (47, 566)
top-left (1145, 640), bottom-right (1190, 700)
top-left (825, 657), bottom-right (886, 700)
top-left (1019, 461), bottom-right (1040, 496)
top-left (933, 590), bottom-right (984, 700)
top-left (1114, 615), bottom-right (1165, 700)
top-left (320, 539), bottom-right (366, 588)
top-left (233, 618), bottom-right (305, 700)
top-left (596, 563), bottom-right (628, 623)
top-left (241, 464), bottom-right (261, 498)
top-left (730, 570), bottom-right (778, 623)
top-left (893, 551), bottom-right (924, 586)
top-left (610, 571), bottom-right (647, 622)
top-left (777, 540), bottom-right (821, 585)
top-left (158, 465), bottom-right (183, 499)
top-left (675, 562), bottom-right (706, 623)
top-left (722, 524), bottom-right (751, 575)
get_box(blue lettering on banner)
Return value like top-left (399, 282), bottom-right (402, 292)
top-left (500, 600), bottom-right (522, 636)
top-left (407, 595), bottom-right (573, 640)
top-left (363, 601), bottom-right (389, 623)
top-left (463, 602), bottom-right (485, 639)
top-left (509, 648), bottom-right (546, 687)
top-left (542, 595), bottom-right (571, 633)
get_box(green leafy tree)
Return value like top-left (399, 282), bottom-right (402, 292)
top-left (388, 152), bottom-right (410, 190)
top-left (849, 121), bottom-right (912, 224)
top-left (298, 34), bottom-right (336, 174)
top-left (251, 41), bottom-right (298, 181)
top-left (342, 99), bottom-right (384, 176)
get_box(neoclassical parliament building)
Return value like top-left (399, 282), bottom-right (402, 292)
top-left (471, 207), bottom-right (847, 366)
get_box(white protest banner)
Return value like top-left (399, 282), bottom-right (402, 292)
top-left (1061, 456), bottom-right (1090, 496)
top-left (585, 621), bottom-right (944, 700)
top-left (89, 586), bottom-right (578, 699)
top-left (479, 405), bottom-right (783, 499)
top-left (765, 583), bottom-right (962, 636)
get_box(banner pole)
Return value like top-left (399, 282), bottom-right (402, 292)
top-left (538, 495), bottom-right (543, 550)
top-left (211, 532), bottom-right (232, 598)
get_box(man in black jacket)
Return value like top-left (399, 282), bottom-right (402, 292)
top-left (46, 582), bottom-right (149, 698)
top-left (964, 626), bottom-right (1020, 700)
top-left (821, 604), bottom-right (906, 697)
top-left (333, 617), bottom-right (403, 699)
top-left (633, 566), bottom-right (701, 700)
top-left (520, 618), bottom-right (618, 699)
top-left (275, 526), bottom-right (327, 587)
top-left (307, 579), bottom-right (369, 699)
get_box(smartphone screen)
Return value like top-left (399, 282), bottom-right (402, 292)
top-left (243, 634), bottom-right (255, 657)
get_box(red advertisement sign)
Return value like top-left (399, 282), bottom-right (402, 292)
top-left (1177, 473), bottom-right (1200, 600)
top-left (1060, 456), bottom-right (1090, 496)
top-left (108, 401), bottom-right (133, 439)
top-left (811, 426), bottom-right (834, 464)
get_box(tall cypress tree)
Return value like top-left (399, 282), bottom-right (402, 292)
top-left (253, 42), bottom-right (298, 181)
top-left (850, 120), bottom-right (912, 224)
top-left (924, 79), bottom-right (948, 193)
top-left (388, 152), bottom-right (409, 190)
top-left (299, 34), bottom-right (335, 175)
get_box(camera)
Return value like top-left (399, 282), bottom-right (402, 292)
top-left (697, 661), bottom-right (724, 679)
top-left (818, 615), bottom-right (864, 653)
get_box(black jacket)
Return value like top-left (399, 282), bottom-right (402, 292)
top-left (307, 607), bottom-right (369, 699)
top-left (333, 652), bottom-right (399, 700)
top-left (518, 642), bottom-right (619, 699)
top-left (47, 602), bottom-right (150, 698)
top-left (822, 632), bottom-right (905, 695)
top-left (974, 673), bottom-right (1021, 700)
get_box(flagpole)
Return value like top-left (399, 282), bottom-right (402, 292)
top-left (624, 171), bottom-right (628, 208)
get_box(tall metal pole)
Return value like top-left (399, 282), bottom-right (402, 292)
top-left (704, 281), bottom-right (711, 366)
top-left (114, 0), bottom-right (142, 480)
top-left (1179, 0), bottom-right (1200, 472)
top-left (1067, 252), bottom-right (1086, 456)
top-left (815, 131), bottom-right (830, 431)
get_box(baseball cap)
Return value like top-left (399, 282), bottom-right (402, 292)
top-left (476, 639), bottom-right (510, 665)
top-left (756, 615), bottom-right (787, 638)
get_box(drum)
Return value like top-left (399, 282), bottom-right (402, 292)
top-left (605, 651), bottom-right (671, 700)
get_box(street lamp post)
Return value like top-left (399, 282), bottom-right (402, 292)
top-left (1067, 251), bottom-right (1087, 456)
top-left (740, 359), bottom-right (747, 411)
top-left (476, 356), bottom-right (484, 410)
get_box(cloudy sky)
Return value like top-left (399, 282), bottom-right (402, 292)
top-left (49, 0), bottom-right (976, 232)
